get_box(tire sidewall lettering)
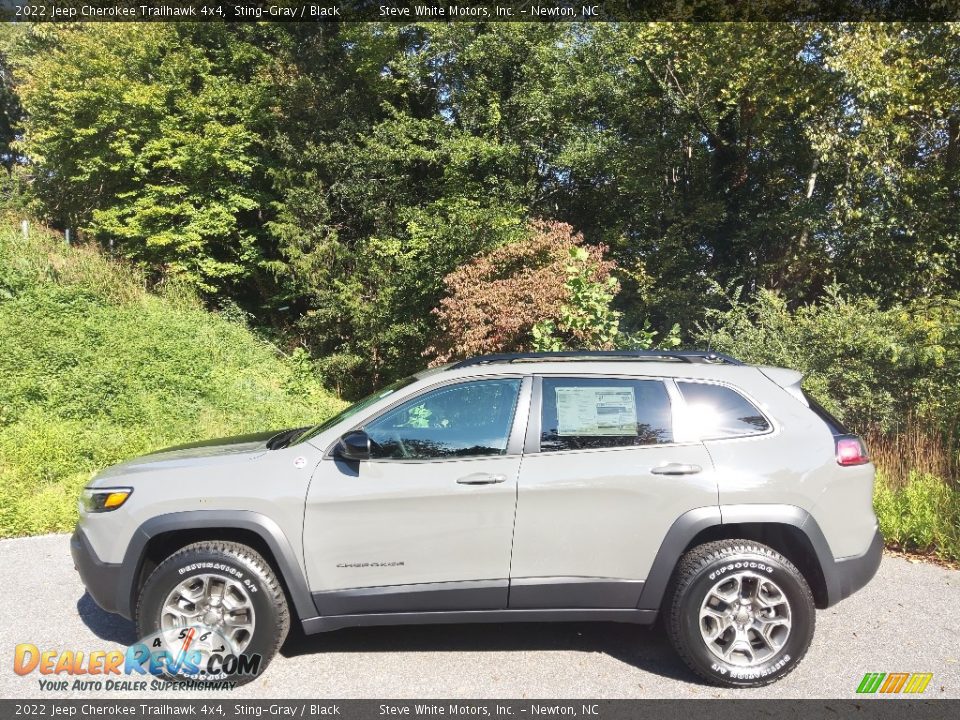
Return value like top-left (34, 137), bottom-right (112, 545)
top-left (707, 560), bottom-right (773, 581)
top-left (176, 561), bottom-right (259, 594)
top-left (676, 548), bottom-right (814, 686)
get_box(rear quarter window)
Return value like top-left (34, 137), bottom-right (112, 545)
top-left (676, 381), bottom-right (770, 439)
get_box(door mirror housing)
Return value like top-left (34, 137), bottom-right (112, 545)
top-left (335, 430), bottom-right (372, 461)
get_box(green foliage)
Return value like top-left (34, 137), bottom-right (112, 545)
top-left (8, 24), bottom-right (273, 293)
top-left (696, 285), bottom-right (960, 435)
top-left (817, 24), bottom-right (960, 301)
top-left (0, 224), bottom-right (343, 537)
top-left (532, 247), bottom-right (623, 352)
top-left (5, 23), bottom-right (960, 386)
top-left (874, 472), bottom-right (960, 562)
top-left (3, 22), bottom-right (960, 558)
top-left (530, 246), bottom-right (681, 353)
top-left (0, 45), bottom-right (21, 171)
top-left (288, 197), bottom-right (528, 393)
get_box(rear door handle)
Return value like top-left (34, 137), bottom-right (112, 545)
top-left (457, 472), bottom-right (507, 485)
top-left (650, 463), bottom-right (702, 476)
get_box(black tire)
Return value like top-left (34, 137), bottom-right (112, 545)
top-left (135, 541), bottom-right (289, 686)
top-left (665, 540), bottom-right (815, 687)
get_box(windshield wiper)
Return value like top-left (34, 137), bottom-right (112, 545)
top-left (266, 426), bottom-right (310, 450)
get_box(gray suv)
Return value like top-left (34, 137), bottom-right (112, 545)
top-left (72, 350), bottom-right (882, 687)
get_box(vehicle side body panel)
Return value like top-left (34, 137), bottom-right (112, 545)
top-left (72, 358), bottom-right (881, 634)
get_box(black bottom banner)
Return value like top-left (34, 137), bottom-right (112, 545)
top-left (4, 700), bottom-right (958, 720)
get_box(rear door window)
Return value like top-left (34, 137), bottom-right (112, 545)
top-left (540, 377), bottom-right (674, 451)
top-left (676, 381), bottom-right (770, 438)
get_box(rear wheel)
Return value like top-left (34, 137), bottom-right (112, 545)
top-left (666, 540), bottom-right (814, 687)
top-left (135, 541), bottom-right (289, 685)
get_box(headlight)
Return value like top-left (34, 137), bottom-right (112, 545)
top-left (80, 487), bottom-right (133, 513)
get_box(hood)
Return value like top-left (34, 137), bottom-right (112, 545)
top-left (93, 427), bottom-right (304, 481)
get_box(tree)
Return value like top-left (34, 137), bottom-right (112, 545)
top-left (816, 24), bottom-right (960, 301)
top-left (530, 246), bottom-right (623, 352)
top-left (9, 24), bottom-right (276, 293)
top-left (4, 21), bottom-right (960, 388)
top-left (426, 220), bottom-right (617, 363)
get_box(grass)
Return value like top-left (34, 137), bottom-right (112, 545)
top-left (866, 426), bottom-right (958, 490)
top-left (866, 429), bottom-right (960, 562)
top-left (874, 472), bottom-right (960, 563)
top-left (0, 221), bottom-right (344, 537)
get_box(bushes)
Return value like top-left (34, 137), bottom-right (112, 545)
top-left (875, 473), bottom-right (960, 562)
top-left (426, 220), bottom-right (679, 364)
top-left (696, 285), bottom-right (960, 436)
top-left (426, 221), bottom-right (616, 364)
top-left (0, 224), bottom-right (343, 537)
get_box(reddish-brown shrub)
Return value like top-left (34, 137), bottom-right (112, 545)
top-left (425, 220), bottom-right (615, 365)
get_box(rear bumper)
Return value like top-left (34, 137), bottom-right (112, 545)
top-left (71, 527), bottom-right (131, 619)
top-left (823, 528), bottom-right (883, 607)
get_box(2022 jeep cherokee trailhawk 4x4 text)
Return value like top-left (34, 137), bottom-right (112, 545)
top-left (72, 350), bottom-right (882, 687)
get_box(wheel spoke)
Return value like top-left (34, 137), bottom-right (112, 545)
top-left (223, 610), bottom-right (253, 628)
top-left (699, 570), bottom-right (792, 669)
top-left (712, 575), bottom-right (742, 603)
top-left (699, 606), bottom-right (733, 643)
top-left (755, 581), bottom-right (785, 609)
top-left (160, 604), bottom-right (191, 625)
top-left (159, 572), bottom-right (256, 656)
top-left (722, 629), bottom-right (755, 663)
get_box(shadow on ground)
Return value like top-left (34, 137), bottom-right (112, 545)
top-left (280, 620), bottom-right (696, 684)
top-left (77, 592), bottom-right (137, 645)
top-left (75, 591), bottom-right (696, 685)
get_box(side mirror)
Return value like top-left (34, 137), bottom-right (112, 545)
top-left (335, 430), bottom-right (372, 461)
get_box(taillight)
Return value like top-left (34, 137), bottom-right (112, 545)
top-left (836, 434), bottom-right (869, 466)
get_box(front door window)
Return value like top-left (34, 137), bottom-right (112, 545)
top-left (364, 379), bottom-right (522, 460)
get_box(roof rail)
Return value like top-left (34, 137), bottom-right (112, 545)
top-left (449, 350), bottom-right (743, 369)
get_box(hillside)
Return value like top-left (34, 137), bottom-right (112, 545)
top-left (0, 222), bottom-right (344, 537)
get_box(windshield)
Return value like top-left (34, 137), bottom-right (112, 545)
top-left (292, 376), bottom-right (419, 445)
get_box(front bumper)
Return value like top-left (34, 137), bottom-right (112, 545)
top-left (71, 527), bottom-right (131, 619)
top-left (824, 528), bottom-right (884, 606)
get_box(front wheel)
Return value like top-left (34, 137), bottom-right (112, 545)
top-left (135, 541), bottom-right (290, 686)
top-left (665, 540), bottom-right (815, 687)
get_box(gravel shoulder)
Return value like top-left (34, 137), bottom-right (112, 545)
top-left (1, 534), bottom-right (957, 699)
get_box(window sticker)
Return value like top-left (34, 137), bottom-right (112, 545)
top-left (555, 386), bottom-right (638, 436)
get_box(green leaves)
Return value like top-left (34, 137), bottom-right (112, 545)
top-left (10, 24), bottom-right (272, 293)
top-left (696, 284), bottom-right (960, 436)
top-left (3, 22), bottom-right (960, 394)
top-left (532, 246), bottom-right (622, 352)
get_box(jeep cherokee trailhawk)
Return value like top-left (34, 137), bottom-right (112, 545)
top-left (72, 350), bottom-right (882, 687)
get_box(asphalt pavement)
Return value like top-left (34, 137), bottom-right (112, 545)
top-left (1, 534), bottom-right (957, 699)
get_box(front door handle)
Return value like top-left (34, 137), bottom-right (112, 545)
top-left (457, 472), bottom-right (507, 485)
top-left (650, 463), bottom-right (703, 476)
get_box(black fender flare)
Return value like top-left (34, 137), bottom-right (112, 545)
top-left (117, 510), bottom-right (316, 622)
top-left (635, 504), bottom-right (862, 611)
